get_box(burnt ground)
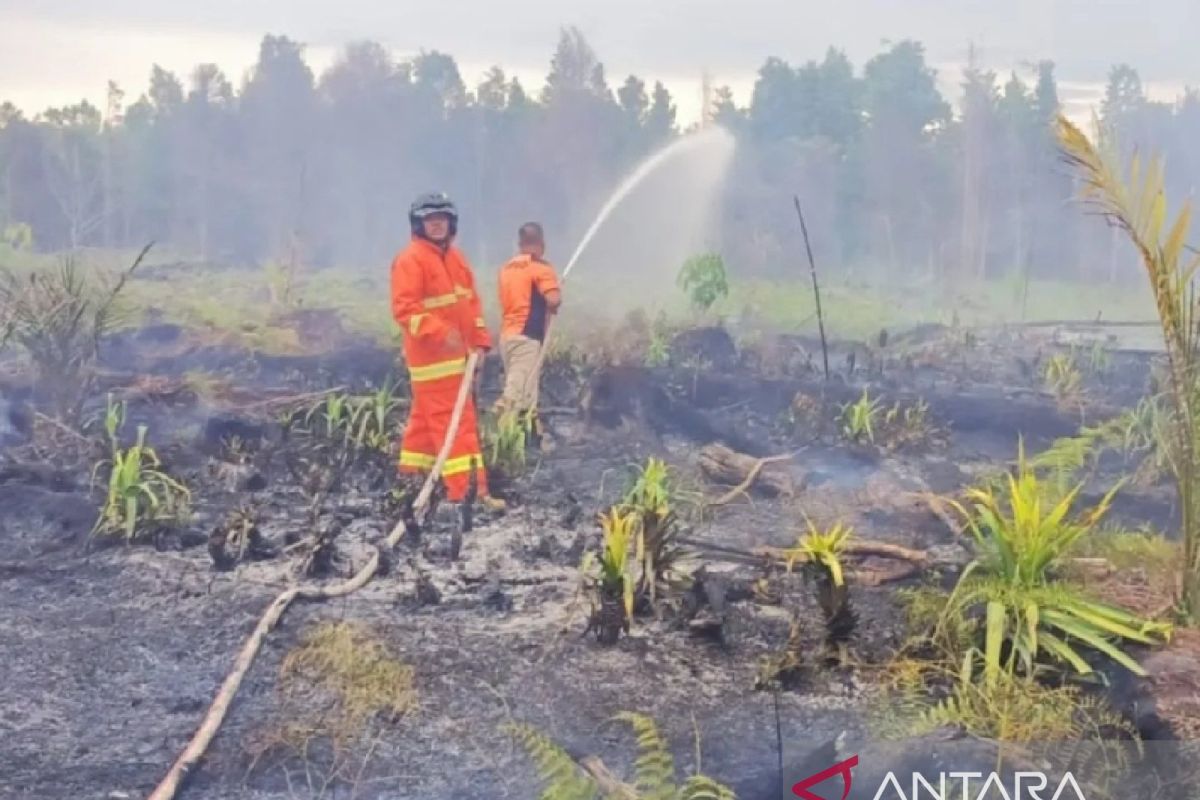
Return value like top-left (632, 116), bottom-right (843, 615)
top-left (0, 320), bottom-right (1190, 799)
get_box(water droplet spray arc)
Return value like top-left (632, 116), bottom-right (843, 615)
top-left (561, 126), bottom-right (737, 280)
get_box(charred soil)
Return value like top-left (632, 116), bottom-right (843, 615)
top-left (0, 319), bottom-right (1191, 799)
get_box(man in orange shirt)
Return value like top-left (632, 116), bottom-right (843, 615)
top-left (390, 192), bottom-right (501, 508)
top-left (495, 222), bottom-right (562, 418)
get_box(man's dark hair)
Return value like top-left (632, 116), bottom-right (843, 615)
top-left (518, 222), bottom-right (544, 247)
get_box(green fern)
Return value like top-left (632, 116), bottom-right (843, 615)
top-left (509, 716), bottom-right (739, 800)
top-left (505, 723), bottom-right (599, 800)
top-left (677, 775), bottom-right (737, 800)
top-left (617, 713), bottom-right (676, 800)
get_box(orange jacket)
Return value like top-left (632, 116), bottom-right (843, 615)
top-left (498, 254), bottom-right (560, 341)
top-left (390, 236), bottom-right (491, 382)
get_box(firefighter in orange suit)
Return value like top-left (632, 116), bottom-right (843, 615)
top-left (390, 192), bottom-right (501, 507)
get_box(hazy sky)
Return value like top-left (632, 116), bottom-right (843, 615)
top-left (1, 0), bottom-right (1196, 123)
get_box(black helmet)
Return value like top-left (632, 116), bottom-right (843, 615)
top-left (409, 192), bottom-right (458, 238)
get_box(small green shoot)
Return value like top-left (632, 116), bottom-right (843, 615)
top-left (841, 389), bottom-right (883, 443)
top-left (92, 424), bottom-right (191, 540)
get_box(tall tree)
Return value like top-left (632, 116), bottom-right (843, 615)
top-left (179, 65), bottom-right (234, 259)
top-left (240, 35), bottom-right (317, 260)
top-left (1032, 60), bottom-right (1059, 129)
top-left (996, 72), bottom-right (1039, 282)
top-left (1101, 63), bottom-right (1146, 140)
top-left (414, 51), bottom-right (468, 112)
top-left (811, 48), bottom-right (862, 144)
top-left (538, 27), bottom-right (621, 235)
top-left (40, 101), bottom-right (105, 248)
top-left (958, 45), bottom-right (999, 279)
top-left (318, 41), bottom-right (413, 264)
top-left (860, 40), bottom-right (951, 274)
top-left (749, 57), bottom-right (802, 140)
top-left (543, 27), bottom-right (608, 105)
top-left (476, 66), bottom-right (509, 112)
top-left (645, 81), bottom-right (676, 145)
top-left (0, 103), bottom-right (31, 235)
top-left (617, 75), bottom-right (648, 125)
top-left (710, 85), bottom-right (743, 129)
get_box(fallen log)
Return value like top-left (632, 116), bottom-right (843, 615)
top-left (851, 561), bottom-right (922, 586)
top-left (679, 536), bottom-right (930, 569)
top-left (699, 444), bottom-right (795, 498)
top-left (754, 541), bottom-right (929, 567)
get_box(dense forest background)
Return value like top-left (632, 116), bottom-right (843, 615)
top-left (0, 27), bottom-right (1194, 285)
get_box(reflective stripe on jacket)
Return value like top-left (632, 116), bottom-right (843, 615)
top-left (390, 236), bottom-right (492, 383)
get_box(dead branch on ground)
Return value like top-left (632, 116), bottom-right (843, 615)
top-left (699, 444), bottom-right (795, 499)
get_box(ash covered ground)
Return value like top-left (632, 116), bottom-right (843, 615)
top-left (1, 318), bottom-right (1193, 800)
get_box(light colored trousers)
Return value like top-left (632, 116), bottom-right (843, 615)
top-left (498, 334), bottom-right (543, 412)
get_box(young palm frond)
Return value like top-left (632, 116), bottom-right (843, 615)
top-left (0, 245), bottom-right (149, 421)
top-left (943, 442), bottom-right (1170, 680)
top-left (1043, 352), bottom-right (1083, 404)
top-left (623, 458), bottom-right (686, 604)
top-left (784, 520), bottom-right (852, 588)
top-left (582, 508), bottom-right (638, 643)
top-left (840, 389), bottom-right (882, 443)
top-left (1057, 115), bottom-right (1200, 614)
top-left (598, 508), bottom-right (637, 620)
top-left (488, 409), bottom-right (531, 476)
top-left (625, 457), bottom-right (672, 518)
top-left (784, 521), bottom-right (857, 648)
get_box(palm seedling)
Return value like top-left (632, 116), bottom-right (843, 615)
top-left (102, 393), bottom-right (126, 453)
top-left (879, 397), bottom-right (938, 450)
top-left (582, 508), bottom-right (637, 645)
top-left (0, 245), bottom-right (149, 422)
top-left (289, 390), bottom-right (382, 501)
top-left (1029, 397), bottom-right (1173, 499)
top-left (623, 458), bottom-right (685, 605)
top-left (1058, 115), bottom-right (1200, 615)
top-left (785, 520), bottom-right (858, 651)
top-left (487, 409), bottom-right (531, 478)
top-left (1043, 353), bottom-right (1083, 404)
top-left (315, 392), bottom-right (354, 440)
top-left (942, 443), bottom-right (1171, 683)
top-left (1087, 341), bottom-right (1113, 377)
top-left (840, 389), bottom-right (882, 443)
top-left (626, 457), bottom-right (672, 518)
top-left (350, 376), bottom-right (403, 451)
top-left (507, 712), bottom-right (737, 800)
top-left (92, 424), bottom-right (191, 540)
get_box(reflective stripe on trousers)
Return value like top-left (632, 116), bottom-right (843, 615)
top-left (408, 356), bottom-right (467, 383)
top-left (398, 370), bottom-right (488, 501)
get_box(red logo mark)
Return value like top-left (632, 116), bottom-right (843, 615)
top-left (792, 754), bottom-right (859, 800)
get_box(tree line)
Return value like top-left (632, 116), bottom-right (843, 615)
top-left (0, 27), bottom-right (1194, 285)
